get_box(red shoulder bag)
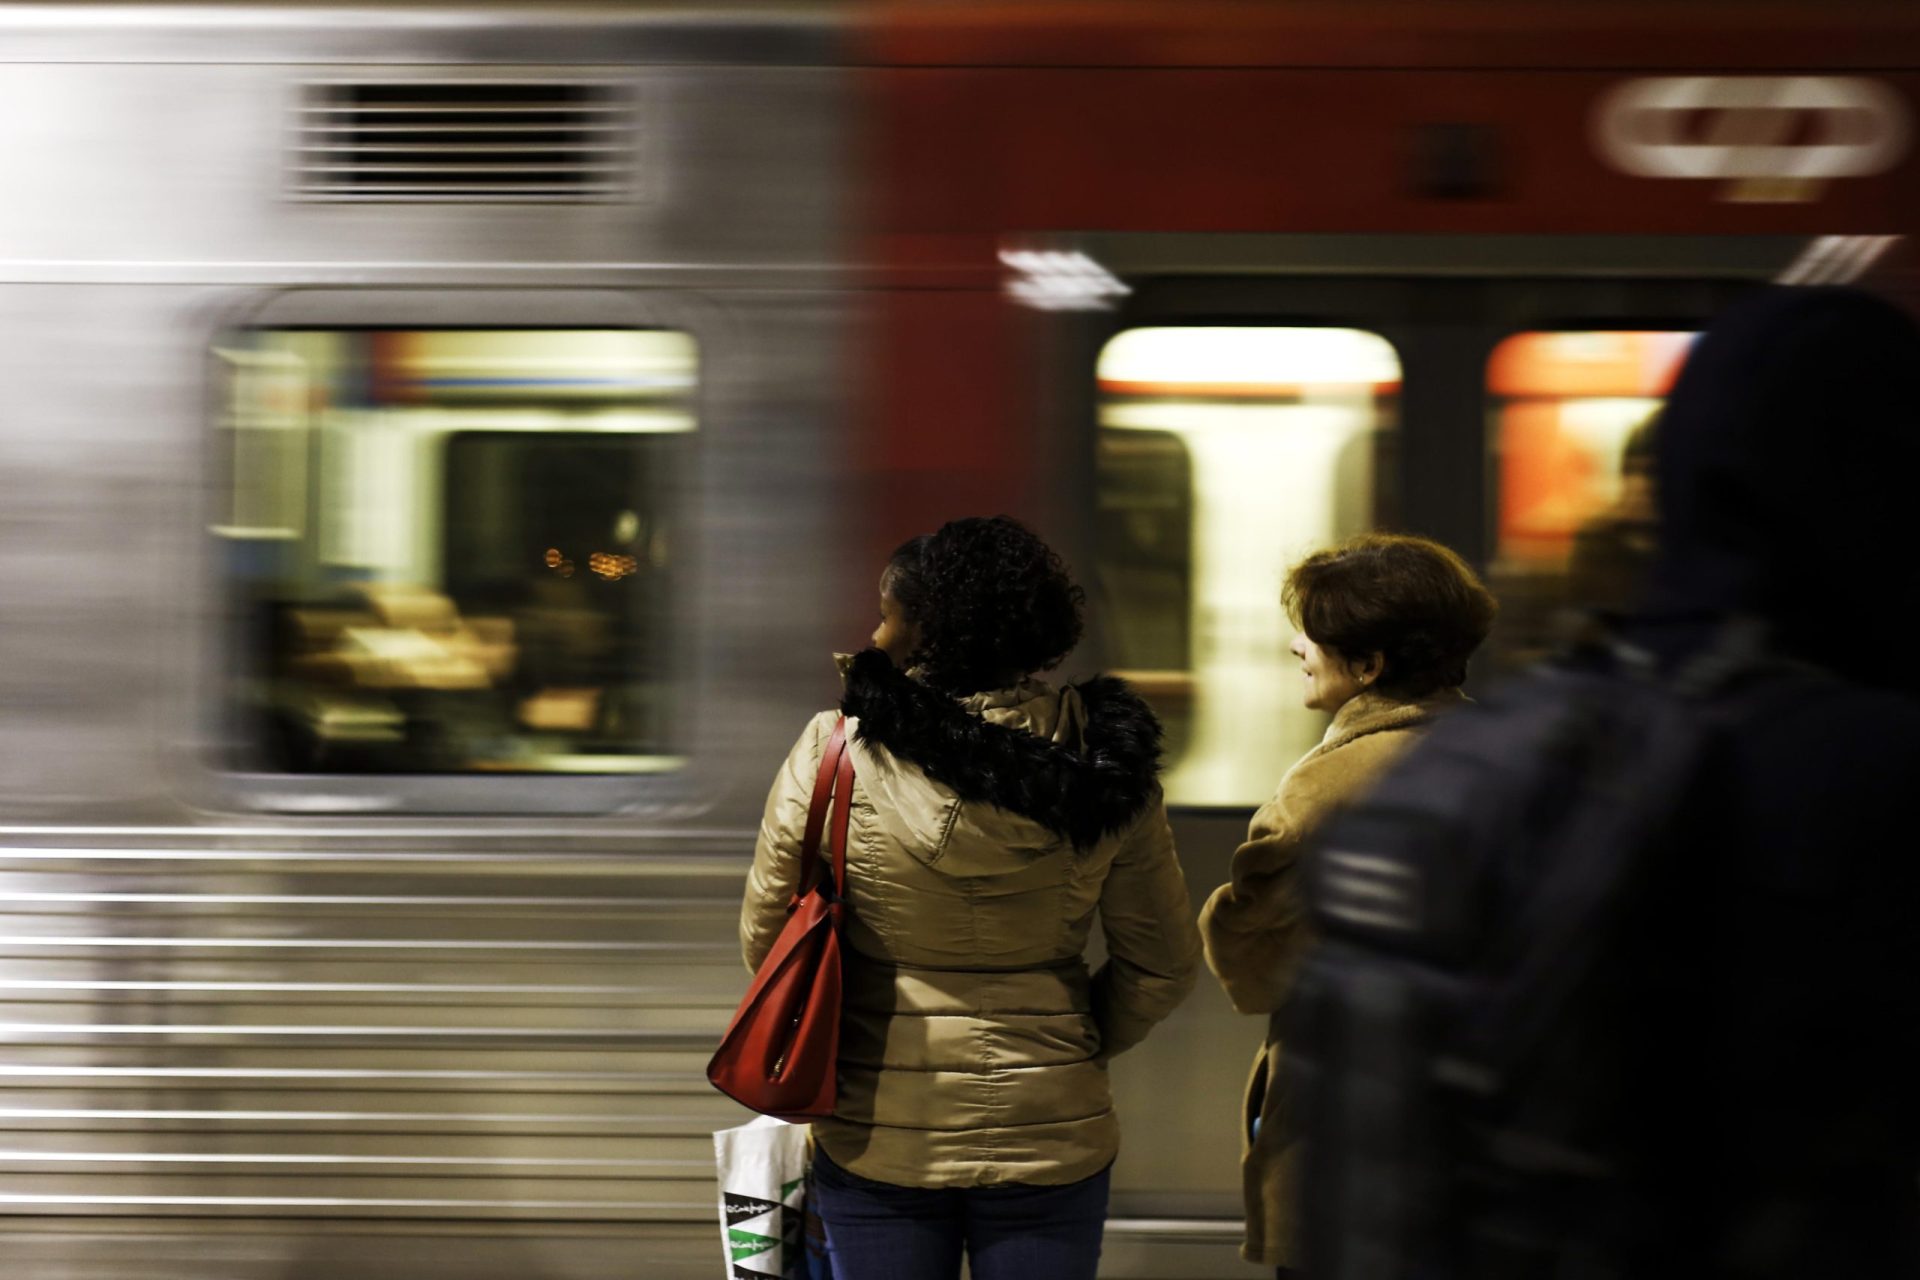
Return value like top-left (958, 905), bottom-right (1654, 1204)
top-left (708, 716), bottom-right (854, 1120)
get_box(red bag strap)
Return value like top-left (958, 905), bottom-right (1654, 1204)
top-left (791, 716), bottom-right (851, 908)
top-left (827, 735), bottom-right (854, 900)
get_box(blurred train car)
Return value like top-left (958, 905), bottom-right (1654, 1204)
top-left (1, 2), bottom-right (1916, 1276)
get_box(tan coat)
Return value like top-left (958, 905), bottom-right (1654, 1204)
top-left (1199, 689), bottom-right (1462, 1266)
top-left (742, 659), bottom-right (1201, 1189)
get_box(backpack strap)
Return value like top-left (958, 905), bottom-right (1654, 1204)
top-left (1454, 617), bottom-right (1830, 1093)
top-left (1451, 686), bottom-right (1710, 1092)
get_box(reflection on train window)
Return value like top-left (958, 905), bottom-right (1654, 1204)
top-left (211, 328), bottom-right (696, 775)
top-left (1095, 327), bottom-right (1401, 807)
top-left (1485, 330), bottom-right (1695, 669)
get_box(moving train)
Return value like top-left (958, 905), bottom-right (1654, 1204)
top-left (2, 2), bottom-right (1915, 1276)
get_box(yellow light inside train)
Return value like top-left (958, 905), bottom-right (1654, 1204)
top-left (589, 552), bottom-right (637, 581)
top-left (1098, 326), bottom-right (1402, 393)
top-left (1095, 327), bottom-right (1401, 806)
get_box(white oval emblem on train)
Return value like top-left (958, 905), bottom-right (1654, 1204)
top-left (1594, 75), bottom-right (1911, 180)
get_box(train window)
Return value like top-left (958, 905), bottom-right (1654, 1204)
top-left (1484, 329), bottom-right (1696, 668)
top-left (1094, 326), bottom-right (1401, 807)
top-left (211, 328), bottom-right (696, 776)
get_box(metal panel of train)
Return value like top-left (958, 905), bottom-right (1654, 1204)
top-left (1, 7), bottom-right (861, 1277)
top-left (2, 2), bottom-right (1915, 1277)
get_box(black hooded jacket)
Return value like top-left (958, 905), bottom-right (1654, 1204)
top-left (1639, 286), bottom-right (1920, 684)
top-left (1621, 287), bottom-right (1920, 1277)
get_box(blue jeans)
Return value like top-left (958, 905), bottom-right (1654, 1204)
top-left (809, 1148), bottom-right (1111, 1280)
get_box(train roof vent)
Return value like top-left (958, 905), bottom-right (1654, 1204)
top-left (293, 80), bottom-right (636, 202)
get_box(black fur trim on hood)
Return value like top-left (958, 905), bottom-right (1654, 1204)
top-left (838, 648), bottom-right (1162, 851)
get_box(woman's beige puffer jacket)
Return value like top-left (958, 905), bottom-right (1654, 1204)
top-left (741, 649), bottom-right (1201, 1189)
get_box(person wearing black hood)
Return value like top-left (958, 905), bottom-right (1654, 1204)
top-left (1616, 285), bottom-right (1920, 1277)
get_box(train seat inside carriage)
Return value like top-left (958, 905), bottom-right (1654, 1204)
top-left (281, 584), bottom-right (516, 693)
top-left (268, 581), bottom-right (643, 770)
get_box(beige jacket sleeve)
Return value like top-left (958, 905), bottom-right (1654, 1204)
top-left (740, 711), bottom-right (837, 972)
top-left (1199, 733), bottom-right (1407, 1015)
top-left (1198, 781), bottom-right (1320, 1016)
top-left (1091, 796), bottom-right (1202, 1061)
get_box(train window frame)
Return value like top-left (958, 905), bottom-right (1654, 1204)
top-left (1087, 317), bottom-right (1408, 811)
top-left (194, 288), bottom-right (724, 817)
top-left (1478, 319), bottom-right (1705, 675)
top-left (1060, 239), bottom-right (1780, 811)
top-left (1482, 318), bottom-right (1705, 546)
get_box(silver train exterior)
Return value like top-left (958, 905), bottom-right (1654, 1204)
top-left (0, 4), bottom-right (1250, 1276)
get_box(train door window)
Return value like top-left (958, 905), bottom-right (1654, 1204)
top-left (1484, 330), bottom-right (1696, 668)
top-left (211, 327), bottom-right (696, 777)
top-left (1094, 326), bottom-right (1401, 807)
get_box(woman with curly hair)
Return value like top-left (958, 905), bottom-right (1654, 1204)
top-left (1199, 532), bottom-right (1495, 1275)
top-left (740, 515), bottom-right (1201, 1280)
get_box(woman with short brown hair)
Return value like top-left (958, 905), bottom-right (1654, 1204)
top-left (1200, 532), bottom-right (1495, 1273)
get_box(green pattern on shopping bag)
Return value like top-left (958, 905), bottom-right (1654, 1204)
top-left (729, 1227), bottom-right (780, 1263)
top-left (715, 1117), bottom-right (811, 1280)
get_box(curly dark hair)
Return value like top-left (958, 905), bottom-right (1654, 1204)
top-left (883, 516), bottom-right (1085, 695)
top-left (1283, 532), bottom-right (1496, 699)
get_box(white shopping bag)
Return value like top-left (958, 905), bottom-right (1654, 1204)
top-left (713, 1115), bottom-right (808, 1279)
